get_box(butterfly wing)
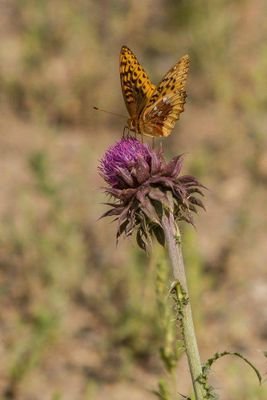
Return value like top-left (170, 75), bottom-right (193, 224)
top-left (140, 55), bottom-right (189, 137)
top-left (120, 46), bottom-right (156, 119)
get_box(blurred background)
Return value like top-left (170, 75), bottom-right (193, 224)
top-left (0, 1), bottom-right (267, 399)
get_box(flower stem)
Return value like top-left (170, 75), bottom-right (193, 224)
top-left (162, 212), bottom-right (204, 400)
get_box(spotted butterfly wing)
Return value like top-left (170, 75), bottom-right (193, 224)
top-left (120, 46), bottom-right (189, 137)
top-left (120, 46), bottom-right (156, 121)
top-left (140, 55), bottom-right (189, 137)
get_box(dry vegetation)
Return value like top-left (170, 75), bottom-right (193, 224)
top-left (0, 1), bottom-right (267, 399)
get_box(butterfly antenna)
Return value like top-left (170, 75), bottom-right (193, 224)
top-left (93, 106), bottom-right (126, 119)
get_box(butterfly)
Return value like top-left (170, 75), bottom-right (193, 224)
top-left (120, 45), bottom-right (189, 138)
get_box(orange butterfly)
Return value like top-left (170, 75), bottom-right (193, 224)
top-left (120, 46), bottom-right (189, 138)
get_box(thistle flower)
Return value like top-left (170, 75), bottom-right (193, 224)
top-left (99, 137), bottom-right (205, 250)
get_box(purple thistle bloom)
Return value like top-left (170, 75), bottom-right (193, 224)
top-left (99, 138), bottom-right (152, 188)
top-left (99, 137), bottom-right (205, 250)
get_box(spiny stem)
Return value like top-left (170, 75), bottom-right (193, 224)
top-left (162, 212), bottom-right (205, 400)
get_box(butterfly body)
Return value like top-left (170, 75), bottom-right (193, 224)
top-left (120, 46), bottom-right (189, 138)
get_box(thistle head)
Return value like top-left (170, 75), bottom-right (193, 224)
top-left (99, 137), bottom-right (205, 250)
top-left (99, 137), bottom-right (152, 188)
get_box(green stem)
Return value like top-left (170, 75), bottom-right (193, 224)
top-left (162, 212), bottom-right (204, 400)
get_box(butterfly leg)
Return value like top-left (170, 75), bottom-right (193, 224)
top-left (152, 137), bottom-right (155, 149)
top-left (123, 126), bottom-right (129, 138)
